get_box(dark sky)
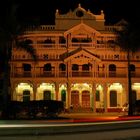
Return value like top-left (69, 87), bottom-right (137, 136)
top-left (1, 0), bottom-right (140, 25)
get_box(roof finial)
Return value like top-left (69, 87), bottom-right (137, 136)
top-left (101, 10), bottom-right (104, 15)
top-left (56, 9), bottom-right (59, 15)
top-left (78, 3), bottom-right (81, 8)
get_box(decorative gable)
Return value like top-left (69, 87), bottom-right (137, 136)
top-left (61, 47), bottom-right (101, 64)
top-left (64, 23), bottom-right (100, 37)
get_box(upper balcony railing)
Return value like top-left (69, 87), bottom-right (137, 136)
top-left (11, 68), bottom-right (140, 78)
top-left (32, 42), bottom-right (115, 50)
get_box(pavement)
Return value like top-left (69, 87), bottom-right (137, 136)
top-left (58, 112), bottom-right (140, 122)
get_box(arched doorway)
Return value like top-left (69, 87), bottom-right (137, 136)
top-left (23, 90), bottom-right (30, 102)
top-left (108, 83), bottom-right (123, 112)
top-left (43, 90), bottom-right (51, 100)
top-left (37, 83), bottom-right (55, 100)
top-left (110, 90), bottom-right (117, 107)
top-left (14, 83), bottom-right (33, 101)
top-left (71, 90), bottom-right (79, 108)
top-left (82, 90), bottom-right (90, 108)
top-left (132, 90), bottom-right (136, 105)
top-left (61, 89), bottom-right (66, 102)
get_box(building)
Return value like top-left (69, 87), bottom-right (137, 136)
top-left (10, 4), bottom-right (140, 113)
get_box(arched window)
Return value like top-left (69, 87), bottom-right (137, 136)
top-left (43, 63), bottom-right (51, 71)
top-left (130, 64), bottom-right (135, 77)
top-left (109, 64), bottom-right (116, 77)
top-left (23, 90), bottom-right (30, 102)
top-left (23, 63), bottom-right (31, 71)
top-left (59, 37), bottom-right (66, 43)
top-left (59, 63), bottom-right (66, 71)
top-left (44, 39), bottom-right (53, 43)
top-left (61, 90), bottom-right (66, 102)
top-left (96, 90), bottom-right (100, 101)
top-left (82, 64), bottom-right (89, 71)
top-left (110, 90), bottom-right (117, 107)
top-left (24, 39), bottom-right (33, 44)
top-left (43, 90), bottom-right (51, 100)
top-left (130, 64), bottom-right (135, 72)
top-left (72, 64), bottom-right (79, 71)
top-left (109, 64), bottom-right (116, 71)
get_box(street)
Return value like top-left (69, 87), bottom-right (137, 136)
top-left (0, 128), bottom-right (140, 140)
top-left (0, 113), bottom-right (140, 140)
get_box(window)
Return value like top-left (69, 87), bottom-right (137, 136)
top-left (72, 38), bottom-right (78, 42)
top-left (23, 64), bottom-right (31, 71)
top-left (72, 64), bottom-right (79, 71)
top-left (44, 39), bottom-right (53, 43)
top-left (130, 64), bottom-right (135, 77)
top-left (23, 90), bottom-right (30, 102)
top-left (61, 90), bottom-right (66, 102)
top-left (82, 64), bottom-right (89, 71)
top-left (96, 90), bottom-right (100, 101)
top-left (110, 90), bottom-right (117, 107)
top-left (59, 37), bottom-right (66, 43)
top-left (59, 63), bottom-right (66, 71)
top-left (129, 64), bottom-right (135, 72)
top-left (43, 63), bottom-right (51, 71)
top-left (44, 90), bottom-right (51, 100)
top-left (76, 10), bottom-right (84, 17)
top-left (109, 64), bottom-right (116, 71)
top-left (109, 64), bottom-right (116, 77)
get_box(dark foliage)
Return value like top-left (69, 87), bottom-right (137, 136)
top-left (7, 100), bottom-right (64, 119)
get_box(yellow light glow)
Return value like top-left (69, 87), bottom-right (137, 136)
top-left (132, 83), bottom-right (140, 90)
top-left (109, 83), bottom-right (122, 90)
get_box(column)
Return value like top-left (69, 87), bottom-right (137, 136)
top-left (105, 63), bottom-right (108, 77)
top-left (33, 83), bottom-right (37, 100)
top-left (103, 83), bottom-right (108, 112)
top-left (92, 83), bottom-right (96, 113)
top-left (66, 81), bottom-right (71, 109)
top-left (79, 90), bottom-right (82, 107)
top-left (55, 82), bottom-right (59, 100)
top-left (92, 60), bottom-right (95, 77)
top-left (124, 83), bottom-right (128, 103)
top-left (55, 62), bottom-right (58, 77)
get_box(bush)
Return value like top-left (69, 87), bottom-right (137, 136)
top-left (8, 100), bottom-right (64, 119)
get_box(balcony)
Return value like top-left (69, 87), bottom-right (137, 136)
top-left (71, 71), bottom-right (93, 77)
top-left (11, 67), bottom-right (140, 78)
top-left (36, 71), bottom-right (55, 77)
top-left (13, 72), bottom-right (32, 77)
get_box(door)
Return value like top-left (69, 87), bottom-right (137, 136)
top-left (82, 91), bottom-right (90, 108)
top-left (110, 90), bottom-right (117, 107)
top-left (132, 90), bottom-right (136, 105)
top-left (71, 90), bottom-right (79, 108)
top-left (44, 90), bottom-right (51, 100)
top-left (23, 90), bottom-right (30, 102)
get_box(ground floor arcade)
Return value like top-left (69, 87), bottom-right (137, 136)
top-left (11, 82), bottom-right (140, 112)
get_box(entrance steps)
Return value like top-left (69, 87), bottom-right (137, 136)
top-left (70, 107), bottom-right (93, 113)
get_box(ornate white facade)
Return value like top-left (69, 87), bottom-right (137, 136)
top-left (11, 4), bottom-right (140, 112)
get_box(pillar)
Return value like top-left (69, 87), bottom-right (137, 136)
top-left (33, 83), bottom-right (37, 100)
top-left (66, 81), bottom-right (71, 109)
top-left (103, 83), bottom-right (108, 112)
top-left (55, 82), bottom-right (59, 100)
top-left (92, 83), bottom-right (96, 113)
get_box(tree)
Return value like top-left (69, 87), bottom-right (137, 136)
top-left (114, 20), bottom-right (140, 116)
top-left (0, 2), bottom-right (38, 119)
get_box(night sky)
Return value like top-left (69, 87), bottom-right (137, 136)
top-left (1, 0), bottom-right (140, 25)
